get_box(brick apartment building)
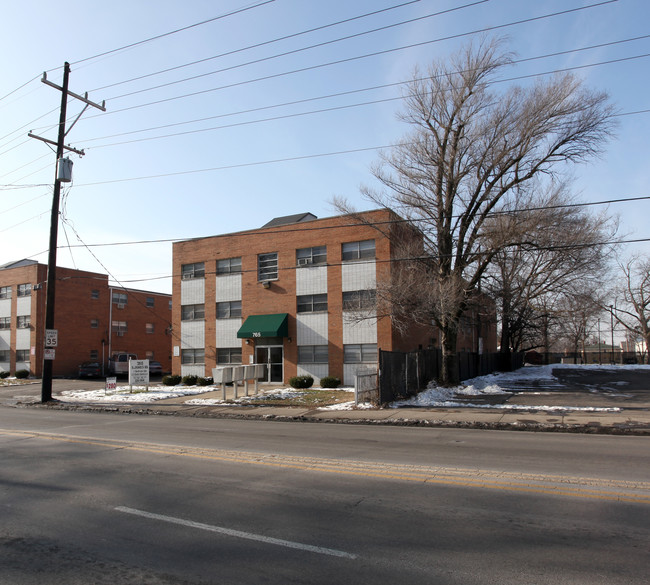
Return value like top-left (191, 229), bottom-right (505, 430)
top-left (172, 209), bottom-right (496, 385)
top-left (0, 259), bottom-right (172, 377)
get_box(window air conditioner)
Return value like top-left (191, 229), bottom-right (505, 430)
top-left (116, 331), bottom-right (124, 337)
top-left (117, 303), bottom-right (126, 309)
top-left (298, 258), bottom-right (312, 266)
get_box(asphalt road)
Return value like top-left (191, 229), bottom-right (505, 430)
top-left (1, 407), bottom-right (648, 584)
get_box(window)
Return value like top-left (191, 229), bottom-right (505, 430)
top-left (112, 320), bottom-right (128, 334)
top-left (342, 239), bottom-right (375, 261)
top-left (17, 315), bottom-right (31, 329)
top-left (146, 296), bottom-right (155, 308)
top-left (112, 291), bottom-right (127, 305)
top-left (296, 246), bottom-right (326, 266)
top-left (181, 348), bottom-right (204, 364)
top-left (217, 257), bottom-right (242, 274)
top-left (297, 294), bottom-right (328, 313)
top-left (342, 290), bottom-right (376, 311)
top-left (181, 304), bottom-right (205, 321)
top-left (91, 289), bottom-right (99, 300)
top-left (146, 323), bottom-right (155, 334)
top-left (169, 300), bottom-right (173, 310)
top-left (16, 349), bottom-right (29, 362)
top-left (89, 350), bottom-right (99, 360)
top-left (258, 252), bottom-right (278, 281)
top-left (17, 283), bottom-right (32, 297)
top-left (344, 343), bottom-right (378, 363)
top-left (0, 317), bottom-right (10, 329)
top-left (182, 262), bottom-right (205, 280)
top-left (0, 350), bottom-right (9, 362)
top-left (217, 301), bottom-right (241, 319)
top-left (298, 345), bottom-right (328, 363)
top-left (217, 348), bottom-right (242, 364)
top-left (0, 286), bottom-right (11, 299)
top-left (90, 319), bottom-right (99, 329)
top-left (145, 351), bottom-right (154, 360)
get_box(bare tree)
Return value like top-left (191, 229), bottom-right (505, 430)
top-left (482, 181), bottom-right (617, 355)
top-left (338, 38), bottom-right (616, 384)
top-left (613, 256), bottom-right (650, 363)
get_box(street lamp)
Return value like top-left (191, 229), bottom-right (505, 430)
top-left (609, 305), bottom-right (615, 365)
top-left (597, 318), bottom-right (601, 365)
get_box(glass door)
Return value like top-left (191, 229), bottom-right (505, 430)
top-left (255, 345), bottom-right (283, 382)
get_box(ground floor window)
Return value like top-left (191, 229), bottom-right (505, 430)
top-left (217, 348), bottom-right (242, 364)
top-left (181, 348), bottom-right (204, 365)
top-left (16, 349), bottom-right (30, 362)
top-left (298, 345), bottom-right (328, 363)
top-left (343, 343), bottom-right (378, 363)
top-left (0, 350), bottom-right (9, 362)
top-left (90, 350), bottom-right (99, 360)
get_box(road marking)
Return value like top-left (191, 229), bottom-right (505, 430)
top-left (2, 428), bottom-right (649, 504)
top-left (115, 506), bottom-right (357, 559)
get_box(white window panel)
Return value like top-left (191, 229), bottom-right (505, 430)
top-left (15, 328), bottom-right (31, 349)
top-left (215, 319), bottom-right (242, 348)
top-left (180, 320), bottom-right (205, 349)
top-left (342, 260), bottom-right (376, 292)
top-left (181, 277), bottom-right (205, 304)
top-left (215, 273), bottom-right (242, 302)
top-left (296, 313), bottom-right (328, 346)
top-left (0, 332), bottom-right (10, 350)
top-left (296, 265), bottom-right (327, 295)
top-left (0, 299), bottom-right (10, 318)
top-left (296, 364), bottom-right (329, 385)
top-left (16, 296), bottom-right (31, 316)
top-left (342, 312), bottom-right (377, 344)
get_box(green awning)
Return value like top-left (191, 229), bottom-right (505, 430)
top-left (237, 313), bottom-right (289, 339)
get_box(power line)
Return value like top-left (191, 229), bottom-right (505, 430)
top-left (69, 0), bottom-right (277, 68)
top-left (90, 0), bottom-right (426, 93)
top-left (83, 0), bottom-right (620, 119)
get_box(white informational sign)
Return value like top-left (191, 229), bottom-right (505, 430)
top-left (45, 329), bottom-right (58, 348)
top-left (128, 359), bottom-right (150, 387)
top-left (106, 377), bottom-right (117, 393)
top-left (44, 348), bottom-right (55, 360)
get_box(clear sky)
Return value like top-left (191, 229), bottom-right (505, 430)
top-left (1, 0), bottom-right (648, 295)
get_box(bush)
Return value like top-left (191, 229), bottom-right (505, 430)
top-left (289, 375), bottom-right (314, 389)
top-left (320, 376), bottom-right (340, 388)
top-left (0, 371), bottom-right (10, 379)
top-left (182, 374), bottom-right (199, 386)
top-left (15, 369), bottom-right (30, 379)
top-left (162, 374), bottom-right (182, 386)
top-left (198, 376), bottom-right (213, 386)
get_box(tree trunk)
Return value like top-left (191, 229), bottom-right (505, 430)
top-left (440, 327), bottom-right (459, 385)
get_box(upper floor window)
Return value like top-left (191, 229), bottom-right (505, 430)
top-left (17, 315), bottom-right (31, 329)
top-left (112, 291), bottom-right (127, 306)
top-left (17, 283), bottom-right (32, 297)
top-left (342, 239), bottom-right (375, 261)
top-left (146, 323), bottom-right (155, 334)
top-left (0, 286), bottom-right (11, 299)
top-left (181, 304), bottom-right (205, 321)
top-left (217, 257), bottom-right (242, 275)
top-left (0, 317), bottom-right (10, 329)
top-left (182, 262), bottom-right (205, 280)
top-left (91, 289), bottom-right (99, 300)
top-left (296, 246), bottom-right (326, 266)
top-left (297, 294), bottom-right (328, 313)
top-left (90, 319), bottom-right (99, 329)
top-left (342, 290), bottom-right (376, 311)
top-left (217, 301), bottom-right (242, 319)
top-left (112, 320), bottom-right (127, 334)
top-left (258, 252), bottom-right (278, 281)
top-left (146, 296), bottom-right (155, 308)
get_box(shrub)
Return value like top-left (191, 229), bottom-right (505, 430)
top-left (289, 375), bottom-right (314, 389)
top-left (0, 371), bottom-right (10, 379)
top-left (162, 374), bottom-right (182, 386)
top-left (198, 376), bottom-right (213, 386)
top-left (15, 369), bottom-right (30, 379)
top-left (320, 376), bottom-right (340, 388)
top-left (182, 374), bottom-right (199, 386)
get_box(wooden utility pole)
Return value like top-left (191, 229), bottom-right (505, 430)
top-left (28, 62), bottom-right (105, 402)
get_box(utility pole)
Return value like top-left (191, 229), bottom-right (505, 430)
top-left (29, 62), bottom-right (105, 402)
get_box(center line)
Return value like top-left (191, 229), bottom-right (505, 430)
top-left (115, 506), bottom-right (357, 559)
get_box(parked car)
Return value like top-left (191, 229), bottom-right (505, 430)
top-left (78, 361), bottom-right (102, 378)
top-left (149, 361), bottom-right (163, 375)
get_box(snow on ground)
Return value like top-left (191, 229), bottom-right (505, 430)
top-left (53, 363), bottom-right (650, 411)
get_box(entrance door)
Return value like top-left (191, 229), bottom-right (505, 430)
top-left (255, 345), bottom-right (283, 382)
